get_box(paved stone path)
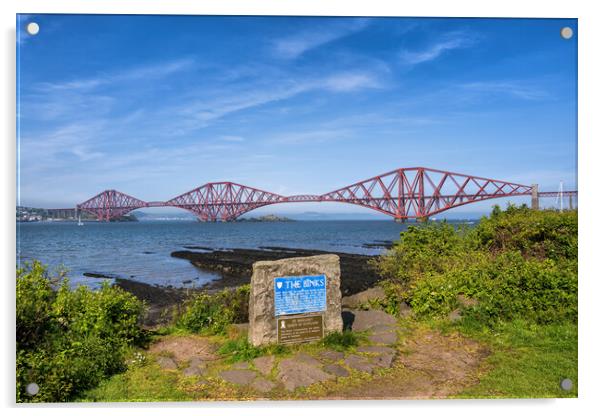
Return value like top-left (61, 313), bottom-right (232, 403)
top-left (323, 364), bottom-right (350, 377)
top-left (251, 377), bottom-right (276, 393)
top-left (345, 309), bottom-right (398, 331)
top-left (156, 356), bottom-right (177, 370)
top-left (152, 308), bottom-right (402, 393)
top-left (252, 356), bottom-right (275, 376)
top-left (277, 357), bottom-right (335, 391)
top-left (219, 369), bottom-right (257, 386)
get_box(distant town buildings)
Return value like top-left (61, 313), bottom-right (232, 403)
top-left (16, 206), bottom-right (97, 222)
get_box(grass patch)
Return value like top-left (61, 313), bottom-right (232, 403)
top-left (217, 336), bottom-right (289, 363)
top-left (320, 330), bottom-right (362, 351)
top-left (78, 361), bottom-right (188, 402)
top-left (434, 318), bottom-right (578, 398)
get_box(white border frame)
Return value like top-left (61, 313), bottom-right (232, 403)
top-left (3, 1), bottom-right (600, 415)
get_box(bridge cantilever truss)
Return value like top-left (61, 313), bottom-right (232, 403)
top-left (165, 182), bottom-right (285, 222)
top-left (77, 189), bottom-right (148, 222)
top-left (76, 167), bottom-right (576, 222)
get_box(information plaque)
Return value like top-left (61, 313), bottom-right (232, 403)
top-left (277, 315), bottom-right (324, 344)
top-left (274, 274), bottom-right (327, 316)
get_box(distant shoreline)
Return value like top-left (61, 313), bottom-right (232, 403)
top-left (18, 217), bottom-right (483, 223)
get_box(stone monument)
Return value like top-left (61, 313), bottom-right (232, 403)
top-left (248, 254), bottom-right (343, 347)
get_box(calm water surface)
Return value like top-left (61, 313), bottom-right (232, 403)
top-left (16, 220), bottom-right (471, 289)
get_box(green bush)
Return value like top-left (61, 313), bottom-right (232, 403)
top-left (16, 261), bottom-right (145, 402)
top-left (475, 205), bottom-right (577, 260)
top-left (176, 285), bottom-right (249, 335)
top-left (410, 252), bottom-right (577, 324)
top-left (373, 222), bottom-right (472, 290)
top-left (374, 205), bottom-right (578, 327)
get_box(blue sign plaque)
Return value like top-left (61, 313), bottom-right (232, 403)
top-left (274, 275), bottom-right (327, 316)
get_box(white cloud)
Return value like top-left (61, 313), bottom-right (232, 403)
top-left (273, 19), bottom-right (370, 59)
top-left (70, 146), bottom-right (105, 161)
top-left (172, 70), bottom-right (381, 134)
top-left (34, 58), bottom-right (195, 92)
top-left (19, 120), bottom-right (109, 178)
top-left (460, 81), bottom-right (550, 100)
top-left (175, 84), bottom-right (311, 131)
top-left (400, 31), bottom-right (476, 65)
top-left (323, 72), bottom-right (380, 92)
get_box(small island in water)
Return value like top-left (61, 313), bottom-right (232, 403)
top-left (236, 214), bottom-right (294, 222)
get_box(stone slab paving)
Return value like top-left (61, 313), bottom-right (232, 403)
top-left (357, 345), bottom-right (395, 354)
top-left (368, 331), bottom-right (398, 345)
top-left (156, 356), bottom-right (177, 370)
top-left (341, 287), bottom-right (386, 309)
top-left (319, 350), bottom-right (345, 362)
top-left (370, 324), bottom-right (397, 333)
top-left (348, 310), bottom-right (397, 332)
top-left (219, 369), bottom-right (257, 386)
top-left (293, 352), bottom-right (322, 367)
top-left (251, 377), bottom-right (276, 393)
top-left (372, 352), bottom-right (395, 369)
top-left (344, 354), bottom-right (376, 374)
top-left (188, 356), bottom-right (208, 368)
top-left (277, 358), bottom-right (334, 391)
top-left (186, 307), bottom-right (404, 392)
top-left (182, 365), bottom-right (206, 377)
top-left (231, 361), bottom-right (250, 370)
top-left (181, 356), bottom-right (209, 377)
top-left (323, 363), bottom-right (350, 378)
top-left (252, 356), bottom-right (275, 376)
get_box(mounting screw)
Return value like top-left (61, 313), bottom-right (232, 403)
top-left (26, 22), bottom-right (40, 36)
top-left (26, 382), bottom-right (39, 396)
top-left (560, 27), bottom-right (573, 40)
top-left (560, 378), bottom-right (573, 391)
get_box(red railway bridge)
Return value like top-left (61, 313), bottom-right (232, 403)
top-left (76, 167), bottom-right (577, 222)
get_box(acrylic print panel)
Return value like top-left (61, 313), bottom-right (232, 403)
top-left (16, 14), bottom-right (577, 402)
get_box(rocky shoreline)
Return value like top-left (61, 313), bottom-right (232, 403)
top-left (96, 245), bottom-right (388, 326)
top-left (113, 277), bottom-right (198, 326)
top-left (171, 246), bottom-right (383, 296)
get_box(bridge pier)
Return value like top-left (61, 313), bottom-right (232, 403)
top-left (394, 218), bottom-right (406, 224)
top-left (531, 184), bottom-right (539, 210)
top-left (569, 195), bottom-right (573, 210)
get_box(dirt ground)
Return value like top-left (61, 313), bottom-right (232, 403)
top-left (328, 328), bottom-right (490, 399)
top-left (148, 335), bottom-right (218, 363)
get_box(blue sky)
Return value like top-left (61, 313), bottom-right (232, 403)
top-left (17, 15), bottom-right (577, 217)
